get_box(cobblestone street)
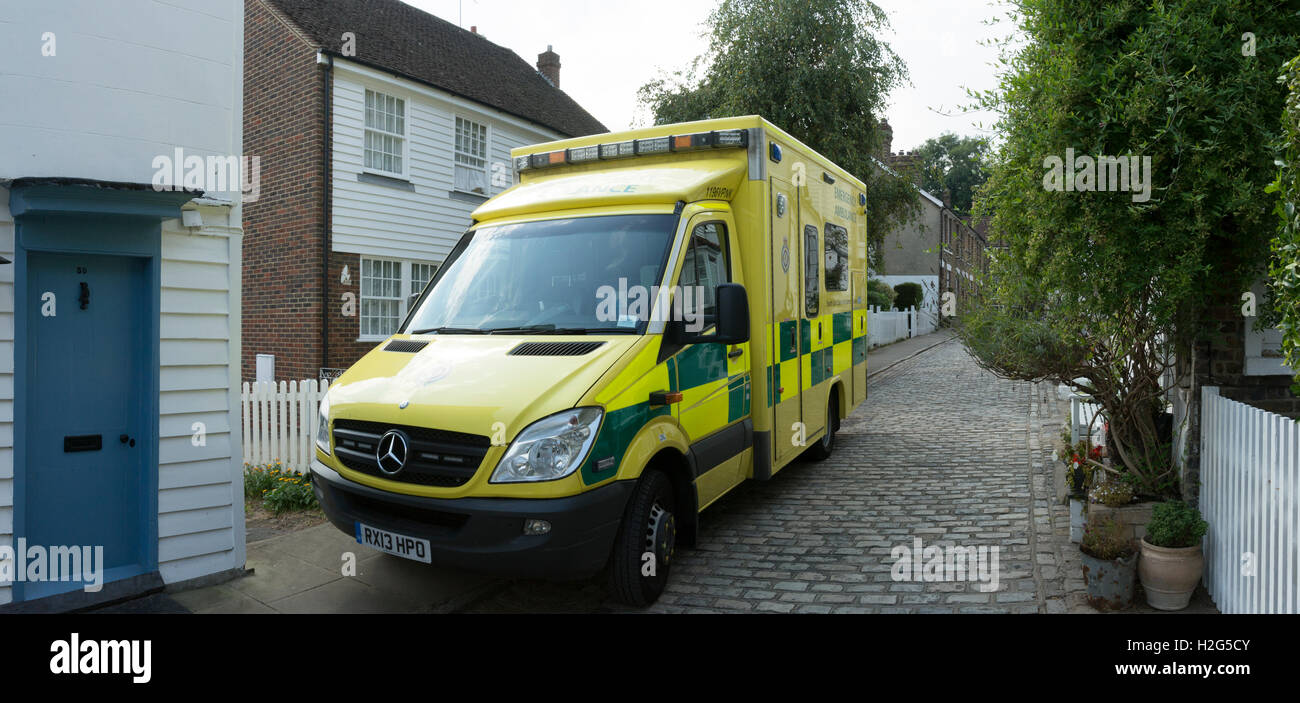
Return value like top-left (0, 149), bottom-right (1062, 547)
top-left (466, 336), bottom-right (1093, 613)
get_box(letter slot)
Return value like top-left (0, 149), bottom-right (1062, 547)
top-left (64, 434), bottom-right (103, 452)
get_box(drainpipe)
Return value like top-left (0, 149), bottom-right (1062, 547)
top-left (318, 50), bottom-right (333, 375)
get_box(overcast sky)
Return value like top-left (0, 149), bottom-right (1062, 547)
top-left (407, 0), bottom-right (1014, 152)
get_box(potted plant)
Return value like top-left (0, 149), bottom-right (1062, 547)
top-left (1058, 431), bottom-right (1101, 542)
top-left (1139, 501), bottom-right (1208, 610)
top-left (1080, 516), bottom-right (1137, 610)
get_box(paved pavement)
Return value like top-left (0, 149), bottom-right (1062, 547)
top-left (170, 523), bottom-right (497, 614)
top-left (162, 330), bottom-right (1213, 614)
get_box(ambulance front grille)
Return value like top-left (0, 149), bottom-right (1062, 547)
top-left (332, 420), bottom-right (491, 487)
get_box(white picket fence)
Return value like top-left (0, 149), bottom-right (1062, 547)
top-left (1200, 386), bottom-right (1300, 613)
top-left (867, 306), bottom-right (935, 348)
top-left (241, 380), bottom-right (330, 475)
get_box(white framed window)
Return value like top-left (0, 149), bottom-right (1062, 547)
top-left (360, 258), bottom-right (402, 338)
top-left (454, 116), bottom-right (489, 194)
top-left (408, 262), bottom-right (438, 307)
top-left (360, 258), bottom-right (441, 340)
top-left (364, 89), bottom-right (407, 177)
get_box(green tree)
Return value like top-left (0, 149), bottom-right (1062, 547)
top-left (867, 278), bottom-right (896, 309)
top-left (1267, 53), bottom-right (1300, 393)
top-left (637, 0), bottom-right (919, 271)
top-left (959, 0), bottom-right (1298, 497)
top-left (893, 281), bottom-right (923, 310)
top-left (915, 133), bottom-right (990, 215)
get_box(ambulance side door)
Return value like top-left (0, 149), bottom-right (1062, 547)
top-left (674, 215), bottom-right (750, 508)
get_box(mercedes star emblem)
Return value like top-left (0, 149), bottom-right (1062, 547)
top-left (375, 430), bottom-right (409, 475)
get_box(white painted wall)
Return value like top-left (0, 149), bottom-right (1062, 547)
top-left (0, 1), bottom-right (245, 601)
top-left (158, 204), bottom-right (245, 584)
top-left (0, 0), bottom-right (241, 188)
top-left (330, 60), bottom-right (564, 262)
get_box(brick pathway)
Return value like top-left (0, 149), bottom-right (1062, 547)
top-left (466, 337), bottom-right (1092, 613)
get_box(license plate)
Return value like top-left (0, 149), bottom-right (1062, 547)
top-left (355, 522), bottom-right (431, 563)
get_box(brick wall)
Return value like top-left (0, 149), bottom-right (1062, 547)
top-left (1192, 300), bottom-right (1299, 415)
top-left (1176, 293), bottom-right (1299, 502)
top-left (325, 251), bottom-right (382, 370)
top-left (241, 0), bottom-right (326, 382)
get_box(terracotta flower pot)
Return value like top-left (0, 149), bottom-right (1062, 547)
top-left (1138, 538), bottom-right (1203, 611)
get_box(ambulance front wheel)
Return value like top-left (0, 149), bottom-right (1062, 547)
top-left (607, 469), bottom-right (676, 606)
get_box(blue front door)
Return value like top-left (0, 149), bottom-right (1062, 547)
top-left (23, 251), bottom-right (151, 598)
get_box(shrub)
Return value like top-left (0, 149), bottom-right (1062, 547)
top-left (1081, 517), bottom-right (1135, 561)
top-left (1145, 501), bottom-right (1208, 549)
top-left (244, 461), bottom-right (280, 499)
top-left (867, 278), bottom-right (896, 309)
top-left (1089, 475), bottom-right (1134, 507)
top-left (958, 0), bottom-right (1298, 499)
top-left (244, 461), bottom-right (318, 514)
top-left (1268, 52), bottom-right (1300, 394)
top-left (264, 479), bottom-right (317, 514)
top-left (893, 281), bottom-right (923, 311)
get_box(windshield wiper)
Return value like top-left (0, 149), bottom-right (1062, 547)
top-left (486, 325), bottom-right (589, 335)
top-left (409, 326), bottom-right (486, 335)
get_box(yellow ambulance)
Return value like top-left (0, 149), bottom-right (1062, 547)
top-left (310, 116), bottom-right (869, 605)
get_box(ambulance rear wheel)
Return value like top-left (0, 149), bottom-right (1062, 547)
top-left (806, 396), bottom-right (838, 462)
top-left (608, 469), bottom-right (676, 606)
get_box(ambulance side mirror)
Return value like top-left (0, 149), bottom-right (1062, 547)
top-left (713, 283), bottom-right (750, 344)
top-left (671, 283), bottom-right (749, 346)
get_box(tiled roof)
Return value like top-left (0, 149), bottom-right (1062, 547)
top-left (266, 0), bottom-right (607, 137)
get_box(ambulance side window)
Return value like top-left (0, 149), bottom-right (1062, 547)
top-left (804, 224), bottom-right (819, 316)
top-left (824, 223), bottom-right (849, 292)
top-left (680, 222), bottom-right (730, 324)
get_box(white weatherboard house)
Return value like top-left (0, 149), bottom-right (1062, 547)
top-left (0, 1), bottom-right (246, 610)
top-left (241, 0), bottom-right (607, 381)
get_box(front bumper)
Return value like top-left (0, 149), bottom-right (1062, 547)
top-left (310, 459), bottom-right (634, 580)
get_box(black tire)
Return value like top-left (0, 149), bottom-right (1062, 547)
top-left (607, 469), bottom-right (677, 606)
top-left (804, 394), bottom-right (839, 462)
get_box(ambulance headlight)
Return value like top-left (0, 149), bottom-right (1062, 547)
top-left (315, 392), bottom-right (332, 455)
top-left (491, 408), bottom-right (603, 483)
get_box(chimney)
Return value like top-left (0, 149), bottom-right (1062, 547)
top-left (877, 120), bottom-right (893, 159)
top-left (470, 26), bottom-right (477, 34)
top-left (537, 45), bottom-right (560, 88)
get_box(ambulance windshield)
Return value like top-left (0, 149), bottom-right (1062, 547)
top-left (405, 213), bottom-right (678, 335)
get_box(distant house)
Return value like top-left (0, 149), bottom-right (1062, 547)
top-left (1, 1), bottom-right (246, 609)
top-left (242, 0), bottom-right (607, 382)
top-left (871, 126), bottom-right (988, 318)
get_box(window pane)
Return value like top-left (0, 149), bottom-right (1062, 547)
top-left (804, 224), bottom-right (819, 316)
top-left (679, 223), bottom-right (728, 322)
top-left (824, 223), bottom-right (849, 292)
top-left (361, 258), bottom-right (403, 336)
top-left (363, 90), bottom-right (405, 175)
top-left (405, 215), bottom-right (678, 333)
top-left (454, 116), bottom-right (489, 190)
